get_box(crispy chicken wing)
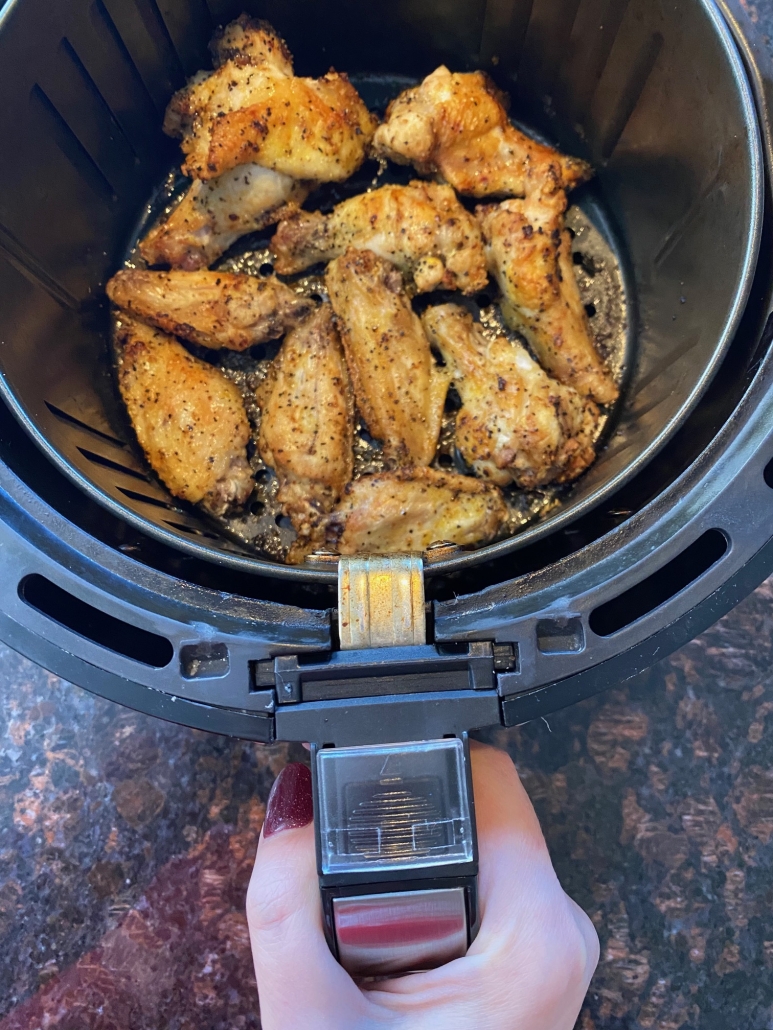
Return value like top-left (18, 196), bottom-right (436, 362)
top-left (258, 307), bottom-right (354, 558)
top-left (372, 66), bottom-right (591, 199)
top-left (322, 467), bottom-right (507, 555)
top-left (477, 194), bottom-right (618, 405)
top-left (178, 60), bottom-right (377, 182)
top-left (107, 269), bottom-right (313, 351)
top-left (271, 181), bottom-right (488, 294)
top-left (422, 304), bottom-right (598, 488)
top-left (164, 19), bottom-right (293, 139)
top-left (139, 163), bottom-right (309, 270)
top-left (209, 15), bottom-right (293, 74)
top-left (326, 249), bottom-right (449, 467)
top-left (115, 317), bottom-right (253, 516)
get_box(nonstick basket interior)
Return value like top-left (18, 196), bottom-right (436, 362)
top-left (0, 0), bottom-right (762, 582)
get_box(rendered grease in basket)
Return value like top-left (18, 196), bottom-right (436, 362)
top-left (105, 15), bottom-right (621, 565)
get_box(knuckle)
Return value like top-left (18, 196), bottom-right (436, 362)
top-left (558, 904), bottom-right (599, 986)
top-left (246, 869), bottom-right (300, 939)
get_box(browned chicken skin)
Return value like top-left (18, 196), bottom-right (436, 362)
top-left (271, 181), bottom-right (488, 294)
top-left (178, 61), bottom-right (377, 182)
top-left (209, 15), bottom-right (293, 74)
top-left (258, 307), bottom-right (354, 561)
top-left (326, 249), bottom-right (449, 467)
top-left (146, 18), bottom-right (374, 268)
top-left (324, 466), bottom-right (507, 554)
top-left (107, 269), bottom-right (314, 351)
top-left (477, 193), bottom-right (618, 405)
top-left (115, 318), bottom-right (253, 516)
top-left (139, 164), bottom-right (309, 271)
top-left (164, 20), bottom-right (293, 139)
top-left (372, 66), bottom-right (590, 199)
top-left (422, 304), bottom-right (599, 488)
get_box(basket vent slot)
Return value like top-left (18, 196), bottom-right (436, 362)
top-left (135, 0), bottom-right (185, 82)
top-left (589, 529), bottom-right (728, 637)
top-left (20, 574), bottom-right (173, 668)
top-left (597, 30), bottom-right (663, 159)
top-left (60, 37), bottom-right (139, 162)
top-left (0, 225), bottom-right (80, 311)
top-left (91, 0), bottom-right (160, 122)
top-left (163, 520), bottom-right (220, 540)
top-left (77, 447), bottom-right (149, 481)
top-left (117, 486), bottom-right (185, 513)
top-left (30, 84), bottom-right (117, 204)
top-left (45, 402), bottom-right (126, 446)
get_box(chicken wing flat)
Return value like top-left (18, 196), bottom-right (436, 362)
top-left (258, 307), bottom-right (354, 558)
top-left (115, 317), bottom-right (253, 516)
top-left (372, 67), bottom-right (591, 199)
top-left (271, 181), bottom-right (488, 294)
top-left (323, 467), bottom-right (507, 554)
top-left (107, 269), bottom-right (313, 351)
top-left (326, 249), bottom-right (449, 467)
top-left (209, 15), bottom-right (293, 74)
top-left (478, 194), bottom-right (618, 405)
top-left (139, 163), bottom-right (309, 270)
top-left (178, 61), bottom-right (377, 182)
top-left (422, 304), bottom-right (598, 488)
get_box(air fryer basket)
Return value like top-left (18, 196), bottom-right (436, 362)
top-left (0, 0), bottom-right (772, 747)
top-left (0, 0), bottom-right (763, 582)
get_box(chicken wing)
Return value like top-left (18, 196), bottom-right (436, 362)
top-left (258, 307), bottom-right (354, 557)
top-left (107, 269), bottom-right (314, 351)
top-left (164, 19), bottom-right (293, 139)
top-left (209, 15), bottom-right (293, 74)
top-left (178, 60), bottom-right (377, 182)
top-left (372, 66), bottom-right (591, 199)
top-left (322, 466), bottom-right (507, 555)
top-left (270, 181), bottom-right (488, 294)
top-left (115, 317), bottom-right (253, 516)
top-left (139, 163), bottom-right (309, 270)
top-left (326, 249), bottom-right (449, 467)
top-left (422, 304), bottom-right (598, 488)
top-left (477, 194), bottom-right (618, 405)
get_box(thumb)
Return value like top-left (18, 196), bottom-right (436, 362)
top-left (246, 763), bottom-right (366, 1030)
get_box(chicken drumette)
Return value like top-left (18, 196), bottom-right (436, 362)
top-left (258, 307), bottom-right (354, 561)
top-left (477, 193), bottom-right (618, 405)
top-left (107, 269), bottom-right (313, 351)
top-left (271, 181), bottom-right (488, 294)
top-left (422, 304), bottom-right (599, 488)
top-left (115, 318), bottom-right (253, 516)
top-left (371, 66), bottom-right (590, 199)
top-left (139, 164), bottom-right (309, 271)
top-left (326, 249), bottom-right (449, 467)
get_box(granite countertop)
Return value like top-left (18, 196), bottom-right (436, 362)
top-left (1, 580), bottom-right (773, 1030)
top-left (3, 2), bottom-right (773, 1027)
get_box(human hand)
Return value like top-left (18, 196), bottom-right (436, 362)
top-left (247, 741), bottom-right (598, 1030)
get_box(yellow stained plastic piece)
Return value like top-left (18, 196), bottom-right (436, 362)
top-left (338, 554), bottom-right (426, 650)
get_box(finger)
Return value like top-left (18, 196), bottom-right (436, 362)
top-left (246, 763), bottom-right (367, 1030)
top-left (372, 742), bottom-right (597, 1026)
top-left (469, 740), bottom-right (559, 938)
top-left (566, 894), bottom-right (600, 986)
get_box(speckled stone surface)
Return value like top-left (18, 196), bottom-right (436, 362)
top-left (1, 576), bottom-right (773, 1029)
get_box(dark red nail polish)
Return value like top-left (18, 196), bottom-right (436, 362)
top-left (263, 763), bottom-right (313, 838)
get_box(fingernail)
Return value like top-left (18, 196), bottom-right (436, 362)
top-left (263, 763), bottom-right (313, 838)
